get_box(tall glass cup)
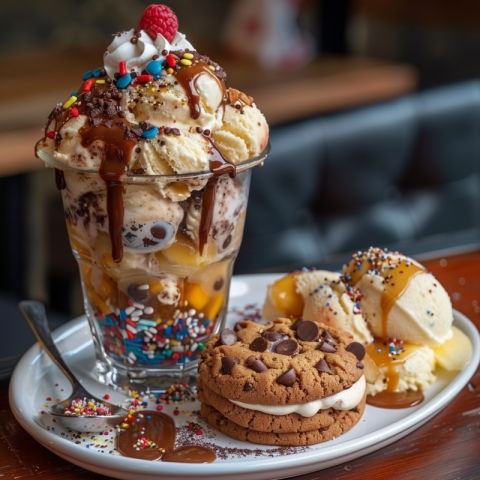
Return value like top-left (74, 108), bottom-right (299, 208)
top-left (37, 145), bottom-right (270, 390)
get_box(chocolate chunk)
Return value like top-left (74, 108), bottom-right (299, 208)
top-left (219, 328), bottom-right (237, 346)
top-left (264, 331), bottom-right (283, 342)
top-left (315, 358), bottom-right (332, 374)
top-left (346, 342), bottom-right (366, 361)
top-left (214, 277), bottom-right (224, 291)
top-left (151, 225), bottom-right (166, 239)
top-left (233, 322), bottom-right (243, 332)
top-left (276, 368), bottom-right (296, 387)
top-left (222, 234), bottom-right (232, 250)
top-left (317, 341), bottom-right (336, 353)
top-left (356, 362), bottom-right (364, 369)
top-left (275, 339), bottom-right (299, 356)
top-left (246, 356), bottom-right (268, 373)
top-left (221, 356), bottom-right (238, 375)
top-left (321, 330), bottom-right (338, 345)
top-left (127, 283), bottom-right (148, 302)
top-left (250, 337), bottom-right (270, 353)
top-left (290, 318), bottom-right (304, 331)
top-left (243, 382), bottom-right (253, 392)
top-left (296, 320), bottom-right (321, 342)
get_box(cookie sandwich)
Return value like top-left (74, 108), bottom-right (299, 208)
top-left (198, 318), bottom-right (367, 446)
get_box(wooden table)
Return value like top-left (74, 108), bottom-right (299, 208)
top-left (1, 250), bottom-right (479, 479)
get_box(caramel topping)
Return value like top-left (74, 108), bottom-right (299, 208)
top-left (367, 390), bottom-right (424, 409)
top-left (344, 252), bottom-right (426, 337)
top-left (366, 339), bottom-right (420, 392)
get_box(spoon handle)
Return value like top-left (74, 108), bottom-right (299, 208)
top-left (19, 300), bottom-right (78, 390)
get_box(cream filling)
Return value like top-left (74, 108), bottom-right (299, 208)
top-left (231, 375), bottom-right (366, 418)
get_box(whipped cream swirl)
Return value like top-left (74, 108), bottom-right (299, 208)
top-left (104, 29), bottom-right (195, 78)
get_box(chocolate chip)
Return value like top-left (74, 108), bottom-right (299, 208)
top-left (131, 37), bottom-right (137, 44)
top-left (221, 356), bottom-right (238, 374)
top-left (315, 358), bottom-right (332, 374)
top-left (264, 331), bottom-right (283, 342)
top-left (250, 337), bottom-right (270, 353)
top-left (275, 339), bottom-right (299, 356)
top-left (127, 283), bottom-right (148, 302)
top-left (172, 128), bottom-right (181, 136)
top-left (290, 318), bottom-right (304, 331)
top-left (214, 277), bottom-right (224, 291)
top-left (196, 126), bottom-right (203, 134)
top-left (246, 356), bottom-right (268, 373)
top-left (222, 234), bottom-right (232, 250)
top-left (317, 341), bottom-right (336, 353)
top-left (321, 330), bottom-right (338, 345)
top-left (219, 328), bottom-right (237, 346)
top-left (276, 368), bottom-right (296, 387)
top-left (243, 382), bottom-right (253, 391)
top-left (204, 129), bottom-right (211, 136)
top-left (346, 342), bottom-right (366, 361)
top-left (356, 362), bottom-right (364, 369)
top-left (296, 320), bottom-right (321, 342)
top-left (233, 322), bottom-right (243, 332)
top-left (151, 225), bottom-right (166, 239)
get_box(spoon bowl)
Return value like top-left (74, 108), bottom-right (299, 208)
top-left (19, 300), bottom-right (129, 432)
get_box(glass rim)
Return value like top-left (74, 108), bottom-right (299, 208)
top-left (36, 141), bottom-right (271, 182)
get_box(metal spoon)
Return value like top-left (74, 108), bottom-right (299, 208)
top-left (19, 300), bottom-right (129, 432)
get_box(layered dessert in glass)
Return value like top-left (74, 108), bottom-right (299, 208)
top-left (35, 4), bottom-right (269, 388)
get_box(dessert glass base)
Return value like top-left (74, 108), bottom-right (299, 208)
top-left (37, 144), bottom-right (270, 391)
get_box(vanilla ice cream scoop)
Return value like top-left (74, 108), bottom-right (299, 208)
top-left (262, 270), bottom-right (342, 321)
top-left (303, 281), bottom-right (373, 344)
top-left (343, 247), bottom-right (453, 347)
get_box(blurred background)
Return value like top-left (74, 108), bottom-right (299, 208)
top-left (1, 0), bottom-right (480, 374)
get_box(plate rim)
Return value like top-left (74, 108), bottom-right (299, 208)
top-left (9, 273), bottom-right (480, 478)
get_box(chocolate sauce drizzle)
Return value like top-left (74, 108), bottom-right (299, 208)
top-left (79, 121), bottom-right (136, 262)
top-left (116, 411), bottom-right (216, 463)
top-left (55, 169), bottom-right (66, 190)
top-left (46, 52), bottom-right (238, 263)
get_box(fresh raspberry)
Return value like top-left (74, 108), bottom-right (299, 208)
top-left (139, 5), bottom-right (178, 43)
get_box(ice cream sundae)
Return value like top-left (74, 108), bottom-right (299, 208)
top-left (35, 4), bottom-right (269, 377)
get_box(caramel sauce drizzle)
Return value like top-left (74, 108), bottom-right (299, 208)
top-left (366, 340), bottom-right (419, 392)
top-left (366, 337), bottom-right (425, 408)
top-left (366, 390), bottom-right (424, 409)
top-left (345, 254), bottom-right (426, 337)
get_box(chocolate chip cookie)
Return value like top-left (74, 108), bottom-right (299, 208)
top-left (197, 377), bottom-right (364, 433)
top-left (198, 318), bottom-right (365, 405)
top-left (200, 398), bottom-right (366, 446)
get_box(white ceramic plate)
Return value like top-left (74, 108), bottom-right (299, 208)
top-left (9, 274), bottom-right (480, 480)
